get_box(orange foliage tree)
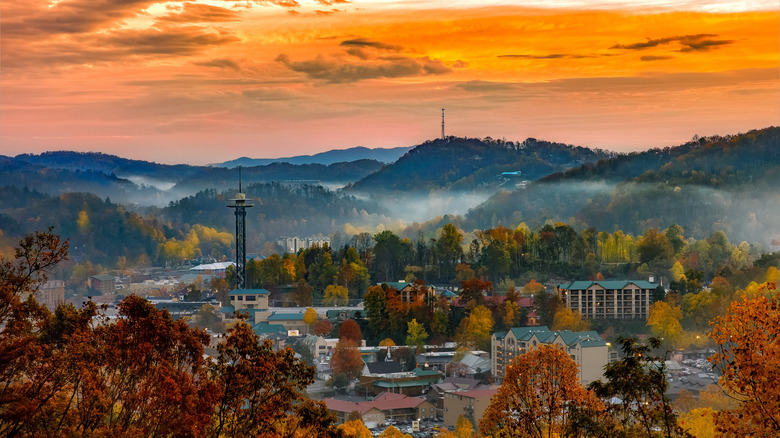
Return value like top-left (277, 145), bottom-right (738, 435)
top-left (708, 281), bottom-right (780, 436)
top-left (480, 344), bottom-right (603, 438)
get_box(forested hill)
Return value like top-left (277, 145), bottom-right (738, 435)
top-left (465, 126), bottom-right (780, 244)
top-left (346, 136), bottom-right (612, 193)
top-left (14, 151), bottom-right (200, 180)
top-left (172, 159), bottom-right (384, 193)
top-left (542, 126), bottom-right (780, 186)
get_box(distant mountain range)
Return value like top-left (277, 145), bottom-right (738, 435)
top-left (212, 146), bottom-right (412, 167)
top-left (3, 127), bottom-right (779, 263)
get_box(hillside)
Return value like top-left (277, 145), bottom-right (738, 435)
top-left (347, 136), bottom-right (611, 194)
top-left (465, 126), bottom-right (780, 245)
top-left (172, 159), bottom-right (384, 193)
top-left (213, 146), bottom-right (412, 167)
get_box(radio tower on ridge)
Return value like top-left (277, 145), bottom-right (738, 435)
top-left (227, 165), bottom-right (254, 289)
top-left (441, 108), bottom-right (445, 139)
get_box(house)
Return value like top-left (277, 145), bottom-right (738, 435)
top-left (189, 261), bottom-right (233, 277)
top-left (427, 378), bottom-right (492, 418)
top-left (380, 282), bottom-right (436, 304)
top-left (228, 289), bottom-right (270, 311)
top-left (90, 274), bottom-right (116, 296)
top-left (323, 392), bottom-right (436, 426)
top-left (37, 280), bottom-right (65, 310)
top-left (491, 326), bottom-right (608, 385)
top-left (443, 388), bottom-right (498, 430)
top-left (323, 398), bottom-right (386, 428)
top-left (359, 363), bottom-right (442, 396)
top-left (556, 280), bottom-right (658, 320)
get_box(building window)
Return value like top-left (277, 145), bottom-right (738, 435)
top-left (237, 296), bottom-right (243, 301)
top-left (246, 295), bottom-right (257, 301)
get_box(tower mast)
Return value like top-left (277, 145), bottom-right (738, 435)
top-left (227, 165), bottom-right (254, 289)
top-left (441, 108), bottom-right (445, 139)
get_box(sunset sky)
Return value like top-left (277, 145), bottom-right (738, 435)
top-left (1, 0), bottom-right (777, 165)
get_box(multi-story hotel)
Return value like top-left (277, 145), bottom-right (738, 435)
top-left (491, 326), bottom-right (608, 386)
top-left (556, 280), bottom-right (658, 320)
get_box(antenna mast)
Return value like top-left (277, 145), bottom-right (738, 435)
top-left (441, 108), bottom-right (445, 139)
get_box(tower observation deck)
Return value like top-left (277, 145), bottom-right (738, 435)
top-left (227, 166), bottom-right (254, 289)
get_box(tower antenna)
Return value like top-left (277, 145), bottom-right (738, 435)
top-left (441, 108), bottom-right (445, 140)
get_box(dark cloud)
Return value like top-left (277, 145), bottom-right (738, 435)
top-left (611, 34), bottom-right (734, 52)
top-left (276, 53), bottom-right (456, 83)
top-left (499, 53), bottom-right (593, 60)
top-left (103, 27), bottom-right (239, 56)
top-left (159, 3), bottom-right (241, 23)
top-left (194, 58), bottom-right (243, 71)
top-left (315, 9), bottom-right (345, 16)
top-left (340, 38), bottom-right (402, 52)
top-left (641, 55), bottom-right (674, 61)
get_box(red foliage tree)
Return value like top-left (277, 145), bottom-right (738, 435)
top-left (338, 319), bottom-right (362, 343)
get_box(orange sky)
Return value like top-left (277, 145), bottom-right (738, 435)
top-left (1, 0), bottom-right (777, 164)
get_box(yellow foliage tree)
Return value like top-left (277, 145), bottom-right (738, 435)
top-left (454, 415), bottom-right (474, 438)
top-left (646, 300), bottom-right (683, 345)
top-left (378, 425), bottom-right (412, 438)
top-left (303, 307), bottom-right (318, 326)
top-left (338, 419), bottom-right (372, 438)
top-left (323, 284), bottom-right (349, 306)
top-left (378, 338), bottom-right (395, 347)
top-left (708, 281), bottom-right (780, 437)
top-left (455, 305), bottom-right (494, 351)
top-left (678, 408), bottom-right (716, 438)
top-left (670, 261), bottom-right (686, 282)
top-left (551, 307), bottom-right (590, 332)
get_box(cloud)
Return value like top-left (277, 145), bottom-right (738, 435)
top-left (640, 55), bottom-right (674, 61)
top-left (194, 58), bottom-right (243, 71)
top-left (102, 27), bottom-right (240, 56)
top-left (499, 53), bottom-right (594, 60)
top-left (315, 9), bottom-right (345, 16)
top-left (340, 38), bottom-right (403, 52)
top-left (276, 53), bottom-right (461, 83)
top-left (610, 34), bottom-right (734, 52)
top-left (316, 0), bottom-right (350, 5)
top-left (159, 3), bottom-right (241, 23)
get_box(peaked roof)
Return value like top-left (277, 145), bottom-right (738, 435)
top-left (508, 326), bottom-right (551, 341)
top-left (91, 274), bottom-right (116, 281)
top-left (365, 361), bottom-right (403, 375)
top-left (559, 280), bottom-right (658, 291)
top-left (267, 312), bottom-right (304, 321)
top-left (381, 281), bottom-right (414, 291)
top-left (229, 288), bottom-right (270, 295)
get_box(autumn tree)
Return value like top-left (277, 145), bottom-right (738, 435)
top-left (331, 340), bottom-right (363, 380)
top-left (405, 318), bottom-right (429, 353)
top-left (293, 278), bottom-right (314, 307)
top-left (708, 280), bottom-right (780, 437)
top-left (339, 419), bottom-right (372, 438)
top-left (522, 279), bottom-right (545, 296)
top-left (339, 319), bottom-right (363, 343)
top-left (209, 320), bottom-right (338, 437)
top-left (589, 337), bottom-right (683, 438)
top-left (313, 318), bottom-right (333, 336)
top-left (303, 307), bottom-right (318, 326)
top-left (480, 344), bottom-right (603, 438)
top-left (459, 278), bottom-right (492, 308)
top-left (323, 284), bottom-right (349, 306)
top-left (455, 305), bottom-right (494, 351)
top-left (647, 300), bottom-right (683, 346)
top-left (552, 307), bottom-right (591, 332)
